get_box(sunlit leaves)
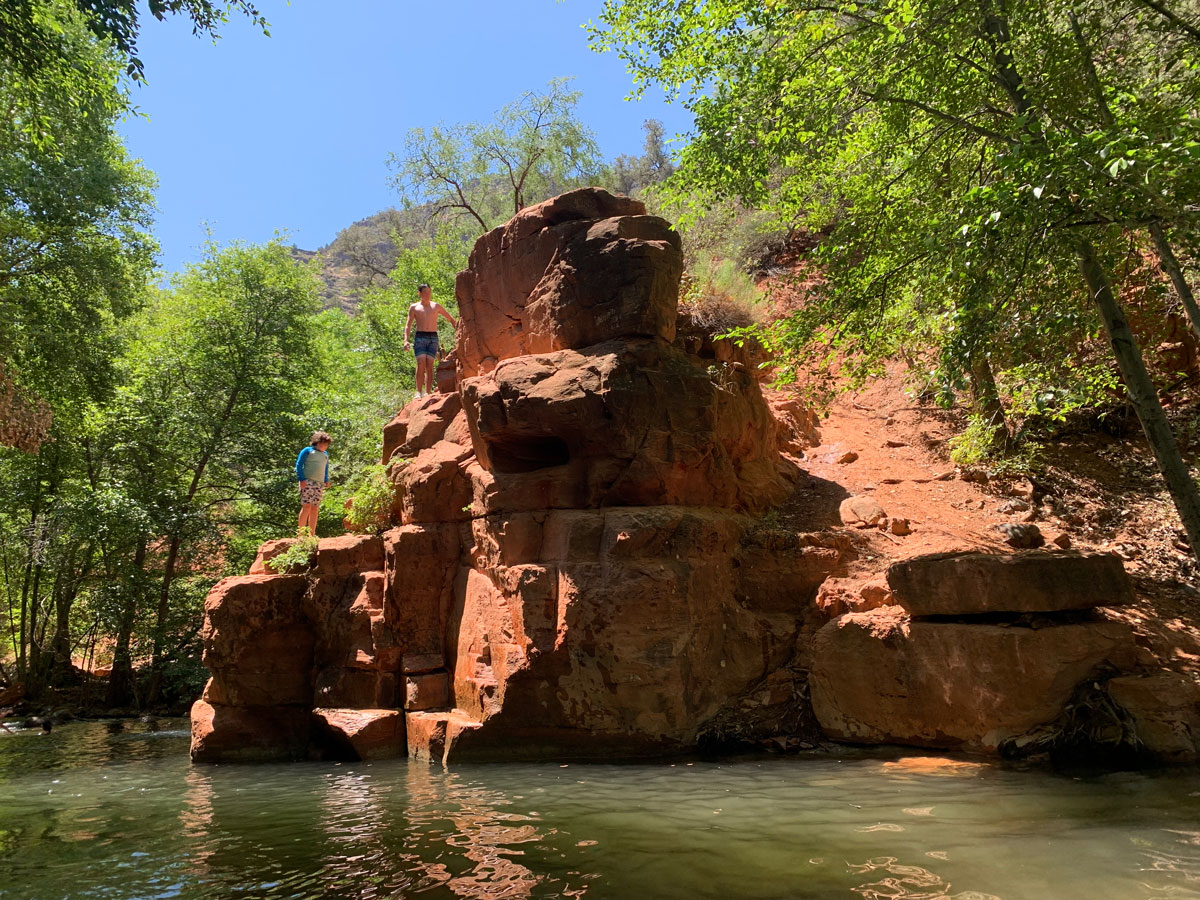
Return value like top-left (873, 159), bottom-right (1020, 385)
top-left (387, 78), bottom-right (604, 234)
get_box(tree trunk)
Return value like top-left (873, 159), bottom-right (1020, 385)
top-left (144, 533), bottom-right (181, 707)
top-left (24, 562), bottom-right (44, 699)
top-left (48, 584), bottom-right (75, 688)
top-left (1148, 221), bottom-right (1200, 346)
top-left (968, 347), bottom-right (1009, 451)
top-left (106, 538), bottom-right (146, 708)
top-left (16, 549), bottom-right (31, 683)
top-left (47, 547), bottom-right (90, 688)
top-left (1076, 237), bottom-right (1200, 560)
top-left (144, 381), bottom-right (242, 707)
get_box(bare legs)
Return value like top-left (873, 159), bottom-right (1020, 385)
top-left (298, 499), bottom-right (319, 534)
top-left (416, 355), bottom-right (435, 396)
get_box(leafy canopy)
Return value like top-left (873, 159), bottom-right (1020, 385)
top-left (388, 78), bottom-right (605, 233)
top-left (592, 0), bottom-right (1200, 397)
top-left (0, 0), bottom-right (269, 81)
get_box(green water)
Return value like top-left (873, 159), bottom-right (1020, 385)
top-left (1, 720), bottom-right (1199, 899)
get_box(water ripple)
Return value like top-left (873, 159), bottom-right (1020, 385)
top-left (2, 725), bottom-right (1200, 899)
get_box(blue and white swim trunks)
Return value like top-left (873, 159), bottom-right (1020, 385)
top-left (413, 330), bottom-right (439, 360)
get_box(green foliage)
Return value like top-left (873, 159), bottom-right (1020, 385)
top-left (358, 230), bottom-right (468, 381)
top-left (593, 0), bottom-right (1200, 551)
top-left (603, 118), bottom-right (676, 196)
top-left (591, 0), bottom-right (1200, 386)
top-left (683, 254), bottom-right (760, 310)
top-left (649, 188), bottom-right (786, 274)
top-left (388, 78), bottom-right (605, 233)
top-left (948, 414), bottom-right (1008, 468)
top-left (1002, 359), bottom-right (1122, 425)
top-left (949, 415), bottom-right (1043, 476)
top-left (343, 464), bottom-right (396, 534)
top-left (0, 0), bottom-right (155, 443)
top-left (0, 0), bottom-right (269, 82)
top-left (679, 253), bottom-right (761, 337)
top-left (266, 530), bottom-right (319, 574)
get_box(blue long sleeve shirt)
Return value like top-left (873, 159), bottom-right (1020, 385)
top-left (296, 446), bottom-right (330, 483)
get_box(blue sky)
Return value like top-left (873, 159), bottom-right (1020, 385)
top-left (118, 0), bottom-right (692, 275)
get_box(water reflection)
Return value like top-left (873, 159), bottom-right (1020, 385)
top-left (849, 856), bottom-right (1001, 900)
top-left (3, 723), bottom-right (1200, 900)
top-left (1141, 828), bottom-right (1200, 900)
top-left (401, 764), bottom-right (586, 899)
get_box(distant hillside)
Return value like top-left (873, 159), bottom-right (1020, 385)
top-left (293, 205), bottom-right (436, 312)
top-left (292, 121), bottom-right (675, 312)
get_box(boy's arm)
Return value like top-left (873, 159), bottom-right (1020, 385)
top-left (296, 447), bottom-right (311, 484)
top-left (437, 303), bottom-right (458, 328)
top-left (402, 306), bottom-right (415, 348)
top-left (324, 458), bottom-right (330, 484)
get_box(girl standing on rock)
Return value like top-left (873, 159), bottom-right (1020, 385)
top-left (296, 431), bottom-right (332, 534)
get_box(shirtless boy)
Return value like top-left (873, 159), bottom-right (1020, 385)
top-left (402, 284), bottom-right (458, 398)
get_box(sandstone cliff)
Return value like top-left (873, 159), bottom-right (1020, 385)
top-left (191, 189), bottom-right (1199, 767)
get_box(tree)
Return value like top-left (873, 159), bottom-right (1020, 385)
top-left (388, 78), bottom-right (605, 233)
top-left (0, 0), bottom-right (156, 453)
top-left (0, 0), bottom-right (269, 81)
top-left (593, 0), bottom-right (1200, 562)
top-left (607, 119), bottom-right (676, 196)
top-left (101, 239), bottom-right (322, 704)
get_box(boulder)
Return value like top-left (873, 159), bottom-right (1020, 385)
top-left (433, 507), bottom-right (844, 757)
top-left (390, 441), bottom-right (474, 525)
top-left (190, 699), bottom-right (311, 762)
top-left (460, 339), bottom-right (789, 514)
top-left (194, 188), bottom-right (1180, 767)
top-left (304, 571), bottom-right (394, 670)
top-left (764, 390), bottom-right (821, 451)
top-left (676, 308), bottom-right (773, 382)
top-left (814, 578), bottom-right (894, 617)
top-left (248, 538), bottom-right (296, 575)
top-left (311, 534), bottom-right (384, 578)
top-left (405, 672), bottom-right (451, 711)
top-left (383, 524), bottom-right (460, 663)
top-left (381, 392), bottom-right (464, 465)
top-left (312, 667), bottom-right (399, 709)
top-left (436, 350), bottom-right (459, 394)
top-left (200, 575), bottom-right (313, 708)
top-left (455, 188), bottom-right (681, 377)
top-left (839, 496), bottom-right (887, 527)
top-left (886, 551), bottom-right (1134, 617)
top-left (998, 522), bottom-right (1044, 548)
top-left (733, 532), bottom-right (849, 613)
top-left (406, 710), bottom-right (482, 765)
top-left (1107, 672), bottom-right (1200, 764)
top-left (810, 607), bottom-right (1136, 752)
top-left (312, 708), bottom-right (405, 761)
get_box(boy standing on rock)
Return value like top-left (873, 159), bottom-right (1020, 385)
top-left (402, 283), bottom-right (457, 399)
top-left (296, 431), bottom-right (332, 534)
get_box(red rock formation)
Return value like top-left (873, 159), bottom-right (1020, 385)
top-left (886, 550), bottom-right (1134, 616)
top-left (455, 189), bottom-right (681, 377)
top-left (192, 188), bottom-right (1185, 766)
top-left (810, 609), bottom-right (1135, 752)
top-left (809, 551), bottom-right (1143, 754)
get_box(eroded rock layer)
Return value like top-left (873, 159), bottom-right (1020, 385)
top-left (191, 188), bottom-right (1196, 766)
